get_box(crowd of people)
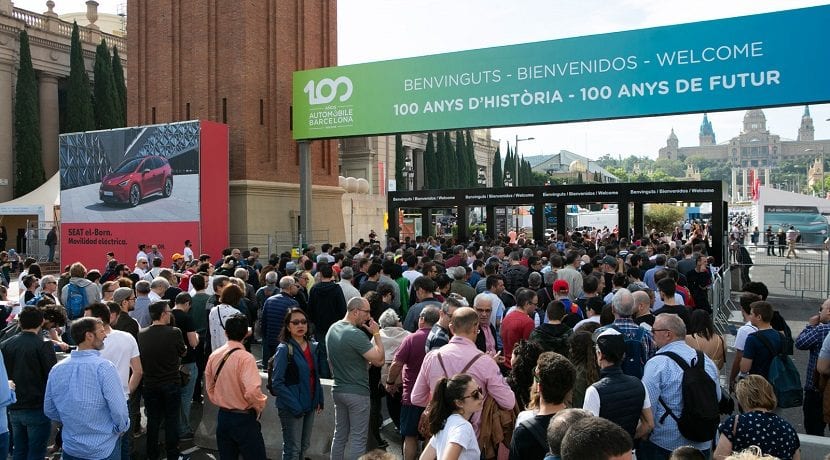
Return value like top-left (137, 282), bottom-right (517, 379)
top-left (0, 226), bottom-right (825, 460)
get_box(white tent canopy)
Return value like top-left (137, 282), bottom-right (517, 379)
top-left (0, 173), bottom-right (60, 222)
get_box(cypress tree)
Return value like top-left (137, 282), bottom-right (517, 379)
top-left (455, 130), bottom-right (467, 188)
top-left (111, 46), bottom-right (127, 126)
top-left (94, 40), bottom-right (121, 129)
top-left (444, 132), bottom-right (457, 188)
top-left (394, 134), bottom-right (406, 191)
top-left (424, 133), bottom-right (436, 189)
top-left (492, 147), bottom-right (502, 187)
top-left (466, 131), bottom-right (477, 186)
top-left (504, 145), bottom-right (513, 185)
top-left (14, 30), bottom-right (45, 197)
top-left (66, 22), bottom-right (94, 133)
top-left (435, 132), bottom-right (446, 189)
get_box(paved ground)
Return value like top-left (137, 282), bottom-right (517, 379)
top-left (60, 174), bottom-right (199, 223)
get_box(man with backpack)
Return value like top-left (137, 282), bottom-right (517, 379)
top-left (59, 262), bottom-right (101, 323)
top-left (747, 312), bottom-right (783, 383)
top-left (641, 313), bottom-right (720, 458)
top-left (529, 299), bottom-right (573, 358)
top-left (583, 329), bottom-right (653, 441)
top-left (596, 289), bottom-right (655, 378)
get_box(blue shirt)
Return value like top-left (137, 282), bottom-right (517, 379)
top-left (44, 350), bottom-right (129, 459)
top-left (0, 352), bottom-right (15, 434)
top-left (643, 340), bottom-right (721, 452)
top-left (795, 322), bottom-right (830, 390)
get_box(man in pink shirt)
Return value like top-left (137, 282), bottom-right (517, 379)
top-left (385, 306), bottom-right (440, 460)
top-left (411, 307), bottom-right (516, 434)
top-left (500, 288), bottom-right (537, 368)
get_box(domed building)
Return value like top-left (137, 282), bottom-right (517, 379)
top-left (657, 107), bottom-right (830, 200)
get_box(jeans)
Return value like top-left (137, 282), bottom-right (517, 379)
top-left (47, 245), bottom-right (55, 262)
top-left (193, 335), bottom-right (207, 403)
top-left (179, 362), bottom-right (198, 435)
top-left (331, 392), bottom-right (369, 460)
top-left (804, 388), bottom-right (827, 436)
top-left (120, 429), bottom-right (132, 460)
top-left (61, 441), bottom-right (119, 460)
top-left (128, 382), bottom-right (143, 435)
top-left (278, 408), bottom-right (315, 460)
top-left (0, 432), bottom-right (8, 460)
top-left (144, 383), bottom-right (181, 460)
top-left (216, 409), bottom-right (266, 459)
top-left (9, 408), bottom-right (52, 460)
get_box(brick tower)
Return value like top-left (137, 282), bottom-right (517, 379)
top-left (127, 1), bottom-right (344, 246)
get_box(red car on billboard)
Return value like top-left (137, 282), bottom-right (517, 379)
top-left (100, 155), bottom-right (174, 207)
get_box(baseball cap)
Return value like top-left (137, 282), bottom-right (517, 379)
top-left (602, 255), bottom-right (617, 266)
top-left (593, 328), bottom-right (625, 363)
top-left (553, 279), bottom-right (569, 293)
top-left (172, 253), bottom-right (184, 261)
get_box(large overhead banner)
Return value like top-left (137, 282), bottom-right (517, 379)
top-left (293, 5), bottom-right (830, 140)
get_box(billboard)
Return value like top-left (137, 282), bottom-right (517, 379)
top-left (293, 5), bottom-right (830, 140)
top-left (59, 120), bottom-right (229, 269)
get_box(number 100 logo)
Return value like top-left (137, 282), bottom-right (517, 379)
top-left (303, 77), bottom-right (354, 105)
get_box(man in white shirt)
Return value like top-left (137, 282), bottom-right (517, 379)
top-left (148, 277), bottom-right (169, 303)
top-left (728, 292), bottom-right (762, 391)
top-left (183, 240), bottom-right (195, 262)
top-left (136, 244), bottom-right (148, 263)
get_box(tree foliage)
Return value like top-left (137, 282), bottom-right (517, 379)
top-left (444, 132), bottom-right (456, 188)
top-left (492, 147), bottom-right (502, 187)
top-left (13, 30), bottom-right (45, 197)
top-left (111, 46), bottom-right (127, 126)
top-left (66, 22), bottom-right (94, 133)
top-left (93, 40), bottom-right (122, 129)
top-left (424, 133), bottom-right (436, 189)
top-left (394, 134), bottom-right (406, 191)
top-left (645, 204), bottom-right (685, 234)
top-left (465, 131), bottom-right (477, 186)
top-left (455, 130), bottom-right (467, 188)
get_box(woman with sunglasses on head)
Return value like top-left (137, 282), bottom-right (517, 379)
top-left (419, 373), bottom-right (484, 460)
top-left (272, 307), bottom-right (323, 460)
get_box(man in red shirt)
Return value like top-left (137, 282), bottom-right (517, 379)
top-left (500, 288), bottom-right (537, 368)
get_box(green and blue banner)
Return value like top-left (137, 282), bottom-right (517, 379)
top-left (293, 5), bottom-right (830, 140)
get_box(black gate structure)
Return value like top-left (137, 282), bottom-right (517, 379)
top-left (388, 180), bottom-right (728, 265)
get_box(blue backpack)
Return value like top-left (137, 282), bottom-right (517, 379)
top-left (611, 325), bottom-right (647, 378)
top-left (65, 283), bottom-right (88, 320)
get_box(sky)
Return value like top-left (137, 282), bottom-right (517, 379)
top-left (16, 0), bottom-right (830, 160)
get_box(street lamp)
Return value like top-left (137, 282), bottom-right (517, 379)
top-left (402, 155), bottom-right (414, 190)
top-left (477, 167), bottom-right (486, 186)
top-left (504, 170), bottom-right (513, 187)
top-left (514, 135), bottom-right (535, 187)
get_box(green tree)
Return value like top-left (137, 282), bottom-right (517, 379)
top-left (504, 145), bottom-right (513, 185)
top-left (111, 46), bottom-right (127, 126)
top-left (394, 134), bottom-right (406, 191)
top-left (444, 132), bottom-right (457, 188)
top-left (13, 30), bottom-right (45, 197)
top-left (424, 133), bottom-right (436, 189)
top-left (645, 204), bottom-right (685, 234)
top-left (653, 158), bottom-right (686, 178)
top-left (455, 130), bottom-right (467, 188)
top-left (492, 147), bottom-right (502, 187)
top-left (66, 22), bottom-right (94, 133)
top-left (465, 131), bottom-right (477, 186)
top-left (435, 132), bottom-right (447, 188)
top-left (93, 40), bottom-right (121, 129)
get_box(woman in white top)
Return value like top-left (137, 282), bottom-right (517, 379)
top-left (420, 373), bottom-right (484, 460)
top-left (207, 283), bottom-right (244, 351)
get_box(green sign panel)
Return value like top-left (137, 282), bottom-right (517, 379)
top-left (293, 5), bottom-right (830, 140)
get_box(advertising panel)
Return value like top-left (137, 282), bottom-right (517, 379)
top-left (59, 121), bottom-right (229, 269)
top-left (293, 5), bottom-right (830, 139)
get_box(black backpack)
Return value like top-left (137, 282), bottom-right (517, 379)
top-left (266, 343), bottom-right (298, 396)
top-left (657, 350), bottom-right (720, 442)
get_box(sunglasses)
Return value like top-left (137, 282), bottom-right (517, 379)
top-left (289, 319), bottom-right (308, 326)
top-left (461, 388), bottom-right (483, 401)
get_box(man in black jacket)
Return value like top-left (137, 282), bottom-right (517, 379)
top-left (308, 263), bottom-right (347, 379)
top-left (1, 307), bottom-right (57, 459)
top-left (582, 328), bottom-right (654, 441)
